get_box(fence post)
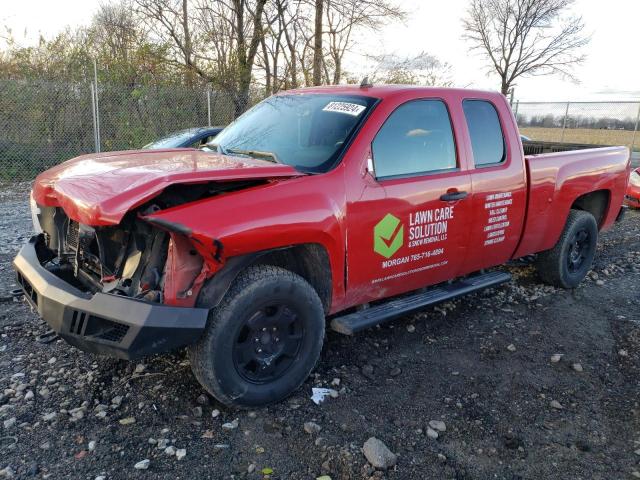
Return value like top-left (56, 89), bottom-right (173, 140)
top-left (631, 102), bottom-right (640, 154)
top-left (92, 59), bottom-right (101, 153)
top-left (560, 102), bottom-right (570, 142)
top-left (90, 83), bottom-right (100, 154)
top-left (207, 87), bottom-right (212, 127)
top-left (514, 100), bottom-right (520, 121)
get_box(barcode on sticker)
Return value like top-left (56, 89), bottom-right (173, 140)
top-left (322, 102), bottom-right (366, 116)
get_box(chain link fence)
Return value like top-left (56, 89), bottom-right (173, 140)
top-left (514, 101), bottom-right (640, 153)
top-left (2, 79), bottom-right (640, 184)
top-left (0, 79), bottom-right (237, 182)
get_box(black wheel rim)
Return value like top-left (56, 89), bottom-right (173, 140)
top-left (567, 228), bottom-right (591, 273)
top-left (232, 304), bottom-right (304, 384)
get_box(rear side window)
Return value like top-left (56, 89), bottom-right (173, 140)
top-left (372, 100), bottom-right (457, 179)
top-left (463, 100), bottom-right (506, 167)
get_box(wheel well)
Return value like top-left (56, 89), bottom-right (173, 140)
top-left (196, 244), bottom-right (333, 313)
top-left (253, 244), bottom-right (332, 314)
top-left (571, 190), bottom-right (610, 227)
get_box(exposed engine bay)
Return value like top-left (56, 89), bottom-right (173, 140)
top-left (34, 181), bottom-right (262, 306)
top-left (44, 209), bottom-right (169, 300)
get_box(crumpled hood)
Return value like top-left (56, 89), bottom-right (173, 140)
top-left (33, 148), bottom-right (300, 226)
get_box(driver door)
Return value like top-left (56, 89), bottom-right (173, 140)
top-left (345, 99), bottom-right (473, 305)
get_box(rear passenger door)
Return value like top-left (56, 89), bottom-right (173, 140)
top-left (461, 98), bottom-right (527, 273)
top-left (346, 99), bottom-right (473, 304)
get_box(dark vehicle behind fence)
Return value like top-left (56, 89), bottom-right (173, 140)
top-left (142, 127), bottom-right (224, 150)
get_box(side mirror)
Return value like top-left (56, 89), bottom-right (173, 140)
top-left (366, 156), bottom-right (376, 178)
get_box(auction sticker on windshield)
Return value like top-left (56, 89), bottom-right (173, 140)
top-left (323, 102), bottom-right (366, 116)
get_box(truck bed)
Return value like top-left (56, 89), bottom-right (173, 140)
top-left (523, 140), bottom-right (640, 168)
top-left (514, 145), bottom-right (631, 258)
top-left (522, 140), bottom-right (609, 156)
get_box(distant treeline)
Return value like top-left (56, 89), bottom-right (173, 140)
top-left (518, 113), bottom-right (638, 131)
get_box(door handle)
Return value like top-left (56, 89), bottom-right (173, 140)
top-left (440, 191), bottom-right (468, 202)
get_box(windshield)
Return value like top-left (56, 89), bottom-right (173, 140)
top-left (211, 94), bottom-right (376, 173)
top-left (143, 129), bottom-right (201, 149)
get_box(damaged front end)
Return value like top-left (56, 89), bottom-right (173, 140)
top-left (35, 207), bottom-right (205, 310)
top-left (61, 215), bottom-right (170, 302)
top-left (15, 147), bottom-right (303, 359)
top-left (13, 182), bottom-right (266, 359)
top-left (34, 181), bottom-right (247, 309)
top-left (13, 225), bottom-right (210, 359)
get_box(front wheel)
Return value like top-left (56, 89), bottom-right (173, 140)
top-left (188, 265), bottom-right (325, 408)
top-left (535, 209), bottom-right (598, 289)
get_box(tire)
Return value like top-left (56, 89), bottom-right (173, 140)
top-left (535, 209), bottom-right (598, 289)
top-left (188, 265), bottom-right (325, 408)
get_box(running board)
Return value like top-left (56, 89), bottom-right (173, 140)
top-left (330, 271), bottom-right (511, 335)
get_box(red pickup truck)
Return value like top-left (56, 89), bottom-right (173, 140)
top-left (14, 85), bottom-right (630, 407)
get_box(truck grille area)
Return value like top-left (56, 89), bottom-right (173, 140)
top-left (69, 310), bottom-right (88, 335)
top-left (53, 210), bottom-right (169, 301)
top-left (69, 309), bottom-right (130, 343)
top-left (95, 321), bottom-right (130, 343)
top-left (16, 271), bottom-right (38, 306)
top-left (66, 221), bottom-right (80, 250)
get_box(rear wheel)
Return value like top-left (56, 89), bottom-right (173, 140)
top-left (188, 265), bottom-right (325, 407)
top-left (536, 209), bottom-right (598, 289)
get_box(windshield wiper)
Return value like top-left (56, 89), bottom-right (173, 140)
top-left (206, 142), bottom-right (227, 155)
top-left (225, 148), bottom-right (280, 164)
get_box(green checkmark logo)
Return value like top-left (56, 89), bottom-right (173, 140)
top-left (374, 213), bottom-right (404, 258)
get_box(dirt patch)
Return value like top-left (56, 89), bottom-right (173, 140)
top-left (0, 203), bottom-right (639, 480)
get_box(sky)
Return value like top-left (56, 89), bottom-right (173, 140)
top-left (2, 0), bottom-right (639, 101)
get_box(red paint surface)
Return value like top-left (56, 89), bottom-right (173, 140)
top-left (626, 168), bottom-right (640, 208)
top-left (163, 233), bottom-right (214, 307)
top-left (32, 86), bottom-right (631, 314)
top-left (514, 147), bottom-right (631, 257)
top-left (32, 148), bottom-right (300, 225)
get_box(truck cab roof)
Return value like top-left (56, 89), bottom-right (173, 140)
top-left (282, 84), bottom-right (504, 101)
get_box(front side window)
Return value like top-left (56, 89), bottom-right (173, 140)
top-left (463, 100), bottom-right (506, 167)
top-left (212, 94), bottom-right (376, 173)
top-left (372, 100), bottom-right (457, 179)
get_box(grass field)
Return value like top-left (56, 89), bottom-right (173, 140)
top-left (520, 127), bottom-right (639, 151)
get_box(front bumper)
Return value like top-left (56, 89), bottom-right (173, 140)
top-left (13, 235), bottom-right (209, 360)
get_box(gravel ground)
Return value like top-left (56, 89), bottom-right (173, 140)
top-left (0, 185), bottom-right (639, 480)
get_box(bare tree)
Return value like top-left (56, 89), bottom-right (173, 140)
top-left (371, 52), bottom-right (454, 87)
top-left (287, 0), bottom-right (405, 88)
top-left (196, 0), bottom-right (268, 114)
top-left (277, 0), bottom-right (306, 89)
top-left (462, 0), bottom-right (589, 95)
top-left (324, 0), bottom-right (405, 84)
top-left (312, 0), bottom-right (323, 85)
top-left (135, 0), bottom-right (268, 115)
top-left (256, 0), bottom-right (301, 94)
top-left (134, 0), bottom-right (204, 85)
top-left (92, 3), bottom-right (138, 64)
top-left (232, 0), bottom-right (268, 113)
